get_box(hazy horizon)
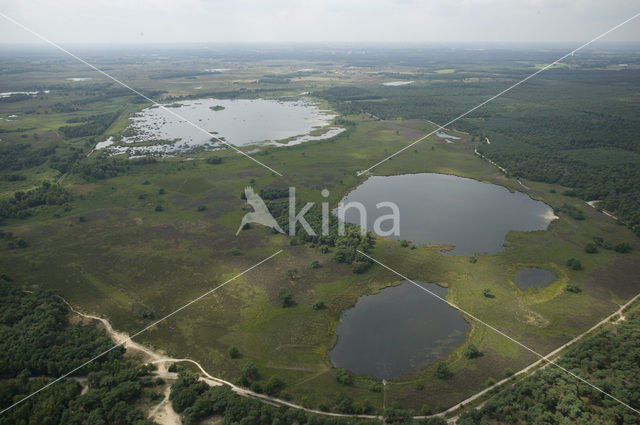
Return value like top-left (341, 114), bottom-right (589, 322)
top-left (1, 0), bottom-right (639, 45)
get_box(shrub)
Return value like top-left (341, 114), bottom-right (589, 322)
top-left (312, 300), bottom-right (326, 310)
top-left (279, 288), bottom-right (294, 307)
top-left (567, 258), bottom-right (583, 270)
top-left (310, 260), bottom-right (320, 269)
top-left (463, 343), bottom-right (482, 359)
top-left (566, 283), bottom-right (582, 293)
top-left (264, 376), bottom-right (286, 396)
top-left (434, 362), bottom-right (452, 379)
top-left (352, 261), bottom-right (371, 274)
top-left (482, 288), bottom-right (494, 298)
top-left (228, 347), bottom-right (241, 359)
top-left (585, 242), bottom-right (598, 254)
top-left (368, 382), bottom-right (383, 392)
top-left (336, 369), bottom-right (353, 386)
top-left (614, 242), bottom-right (632, 253)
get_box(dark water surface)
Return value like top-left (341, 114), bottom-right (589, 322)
top-left (338, 173), bottom-right (556, 255)
top-left (514, 268), bottom-right (557, 290)
top-left (329, 281), bottom-right (469, 379)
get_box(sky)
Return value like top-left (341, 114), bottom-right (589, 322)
top-left (0, 0), bottom-right (639, 44)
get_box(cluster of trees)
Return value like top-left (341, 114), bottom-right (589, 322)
top-left (69, 155), bottom-right (157, 180)
top-left (0, 143), bottom-right (55, 171)
top-left (0, 279), bottom-right (156, 425)
top-left (264, 198), bottom-right (376, 273)
top-left (458, 311), bottom-right (640, 424)
top-left (0, 181), bottom-right (72, 220)
top-left (58, 111), bottom-right (120, 139)
top-left (170, 371), bottom-right (381, 425)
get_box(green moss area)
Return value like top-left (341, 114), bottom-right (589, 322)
top-left (1, 63), bottom-right (639, 414)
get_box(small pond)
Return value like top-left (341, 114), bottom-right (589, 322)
top-left (337, 173), bottom-right (556, 255)
top-left (514, 268), bottom-right (557, 290)
top-left (328, 281), bottom-right (469, 379)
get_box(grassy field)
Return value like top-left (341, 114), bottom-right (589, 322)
top-left (1, 51), bottom-right (639, 414)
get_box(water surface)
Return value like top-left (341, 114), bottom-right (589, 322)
top-left (338, 173), bottom-right (556, 255)
top-left (329, 281), bottom-right (469, 379)
top-left (113, 98), bottom-right (344, 156)
top-left (514, 268), bottom-right (557, 290)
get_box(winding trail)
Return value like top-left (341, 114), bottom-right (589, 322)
top-left (62, 288), bottom-right (640, 424)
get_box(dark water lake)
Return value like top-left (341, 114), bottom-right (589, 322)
top-left (338, 173), bottom-right (556, 255)
top-left (328, 281), bottom-right (469, 379)
top-left (514, 268), bottom-right (557, 290)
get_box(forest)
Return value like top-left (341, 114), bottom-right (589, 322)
top-left (458, 311), bottom-right (640, 425)
top-left (0, 278), bottom-right (157, 424)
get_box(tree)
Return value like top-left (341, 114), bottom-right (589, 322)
top-left (614, 242), bottom-right (632, 253)
top-left (566, 283), bottom-right (582, 293)
top-left (228, 347), bottom-right (241, 359)
top-left (585, 242), bottom-right (598, 254)
top-left (310, 260), bottom-right (320, 269)
top-left (567, 258), bottom-right (583, 270)
top-left (463, 343), bottom-right (482, 359)
top-left (240, 362), bottom-right (259, 385)
top-left (312, 300), bottom-right (326, 310)
top-left (278, 288), bottom-right (294, 308)
top-left (286, 268), bottom-right (299, 280)
top-left (434, 362), bottom-right (452, 379)
top-left (263, 376), bottom-right (286, 396)
top-left (336, 369), bottom-right (353, 386)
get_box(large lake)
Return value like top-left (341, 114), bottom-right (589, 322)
top-left (338, 173), bottom-right (556, 255)
top-left (329, 281), bottom-right (469, 379)
top-left (112, 98), bottom-right (344, 156)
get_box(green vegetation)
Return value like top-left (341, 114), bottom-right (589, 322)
top-left (0, 280), bottom-right (156, 425)
top-left (170, 371), bottom-right (377, 425)
top-left (1, 46), bottom-right (639, 417)
top-left (458, 309), bottom-right (640, 424)
top-left (0, 181), bottom-right (72, 221)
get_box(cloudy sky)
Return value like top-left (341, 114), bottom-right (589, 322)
top-left (0, 0), bottom-right (639, 44)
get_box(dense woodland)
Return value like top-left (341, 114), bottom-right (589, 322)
top-left (0, 279), bottom-right (157, 425)
top-left (458, 311), bottom-right (640, 425)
